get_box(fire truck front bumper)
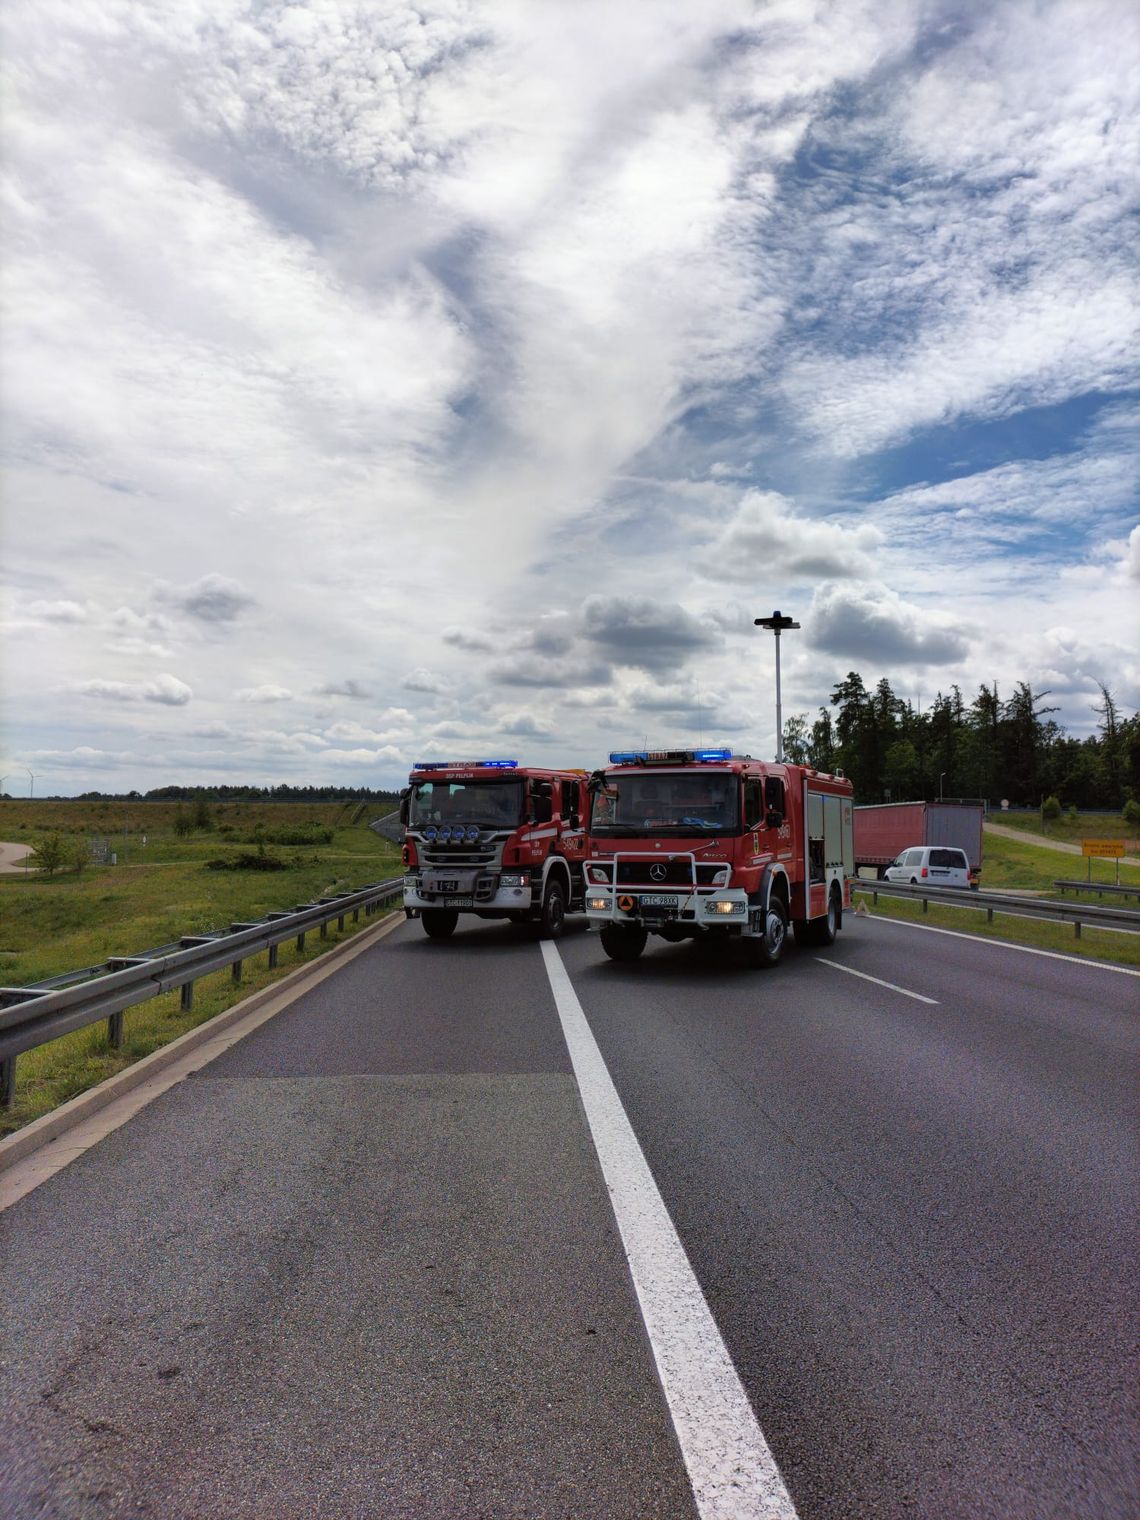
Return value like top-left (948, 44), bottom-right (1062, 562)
top-left (404, 871), bottom-right (534, 913)
top-left (585, 888), bottom-right (751, 930)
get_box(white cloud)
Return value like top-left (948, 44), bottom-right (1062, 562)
top-left (696, 491), bottom-right (882, 582)
top-left (400, 668), bottom-right (451, 694)
top-left (806, 584), bottom-right (969, 667)
top-left (233, 684), bottom-right (293, 704)
top-left (27, 599), bottom-right (89, 623)
top-left (75, 674), bottom-right (193, 706)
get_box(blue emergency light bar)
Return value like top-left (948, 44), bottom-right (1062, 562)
top-left (608, 747), bottom-right (732, 766)
top-left (412, 759), bottom-right (519, 770)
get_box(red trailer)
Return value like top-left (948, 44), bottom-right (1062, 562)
top-left (853, 801), bottom-right (984, 877)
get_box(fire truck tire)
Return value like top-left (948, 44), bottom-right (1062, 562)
top-left (539, 877), bottom-right (567, 939)
top-left (422, 908), bottom-right (459, 939)
top-left (747, 898), bottom-right (787, 968)
top-left (817, 887), bottom-right (840, 944)
top-left (599, 925), bottom-right (648, 961)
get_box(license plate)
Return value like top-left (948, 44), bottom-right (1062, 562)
top-left (440, 896), bottom-right (473, 907)
top-left (641, 894), bottom-right (679, 907)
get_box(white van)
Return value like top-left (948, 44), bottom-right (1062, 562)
top-left (884, 845), bottom-right (976, 890)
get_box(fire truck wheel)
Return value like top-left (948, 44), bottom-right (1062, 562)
top-left (600, 925), bottom-right (648, 961)
top-left (422, 908), bottom-right (459, 939)
top-left (747, 898), bottom-right (787, 968)
top-left (817, 887), bottom-right (840, 945)
top-left (539, 877), bottom-right (567, 939)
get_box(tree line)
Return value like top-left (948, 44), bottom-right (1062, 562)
top-left (67, 784), bottom-right (402, 806)
top-left (782, 674), bottom-right (1140, 810)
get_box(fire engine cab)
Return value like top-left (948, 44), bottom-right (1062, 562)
top-left (584, 747), bottom-right (854, 965)
top-left (400, 760), bottom-right (588, 939)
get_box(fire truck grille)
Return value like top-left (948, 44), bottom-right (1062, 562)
top-left (614, 860), bottom-right (718, 887)
top-left (422, 846), bottom-right (496, 867)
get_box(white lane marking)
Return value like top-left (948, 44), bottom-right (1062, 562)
top-left (814, 958), bottom-right (939, 1005)
top-left (540, 941), bottom-right (798, 1520)
top-left (855, 912), bottom-right (1140, 977)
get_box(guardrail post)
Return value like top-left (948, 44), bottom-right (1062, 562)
top-left (296, 932), bottom-right (305, 952)
top-left (232, 960), bottom-right (242, 983)
top-left (268, 944), bottom-right (278, 969)
top-left (2, 1056), bottom-right (15, 1110)
top-left (353, 908), bottom-right (360, 923)
top-left (922, 896), bottom-right (929, 914)
top-left (1074, 920), bottom-right (1081, 940)
top-left (108, 1011), bottom-right (124, 1049)
top-left (181, 981), bottom-right (194, 1012)
top-left (338, 914), bottom-right (345, 931)
top-left (987, 907), bottom-right (994, 923)
top-left (320, 921), bottom-right (328, 940)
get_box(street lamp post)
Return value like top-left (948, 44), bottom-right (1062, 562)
top-left (939, 772), bottom-right (946, 800)
top-left (754, 610), bottom-right (800, 763)
top-left (26, 768), bottom-right (35, 800)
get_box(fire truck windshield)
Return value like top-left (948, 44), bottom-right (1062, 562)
top-left (590, 771), bottom-right (739, 836)
top-left (408, 779), bottom-right (525, 828)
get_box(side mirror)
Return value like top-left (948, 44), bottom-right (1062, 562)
top-left (766, 809), bottom-right (783, 830)
top-left (399, 788), bottom-right (411, 825)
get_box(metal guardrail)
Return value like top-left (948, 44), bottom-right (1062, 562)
top-left (1053, 879), bottom-right (1140, 901)
top-left (853, 879), bottom-right (1140, 937)
top-left (0, 877), bottom-right (404, 1107)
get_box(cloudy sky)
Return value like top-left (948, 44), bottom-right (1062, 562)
top-left (2, 0), bottom-right (1137, 796)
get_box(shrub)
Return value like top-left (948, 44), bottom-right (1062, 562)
top-left (1041, 796), bottom-right (1062, 822)
top-left (32, 834), bottom-right (67, 875)
top-left (1124, 799), bottom-right (1140, 826)
top-left (205, 852), bottom-right (288, 872)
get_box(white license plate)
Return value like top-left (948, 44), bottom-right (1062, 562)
top-left (441, 896), bottom-right (473, 907)
top-left (641, 894), bottom-right (679, 907)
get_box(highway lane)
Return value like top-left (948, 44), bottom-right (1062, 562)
top-left (557, 915), bottom-right (1138, 1519)
top-left (1, 911), bottom-right (1136, 1518)
top-left (0, 921), bottom-right (698, 1520)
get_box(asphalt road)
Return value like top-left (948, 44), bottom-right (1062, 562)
top-left (1, 912), bottom-right (1136, 1519)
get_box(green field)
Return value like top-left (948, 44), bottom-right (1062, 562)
top-left (989, 810), bottom-right (1140, 847)
top-left (0, 799), bottom-right (403, 1135)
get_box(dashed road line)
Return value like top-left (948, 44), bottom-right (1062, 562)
top-left (814, 957), bottom-right (939, 1004)
top-left (541, 940), bottom-right (799, 1520)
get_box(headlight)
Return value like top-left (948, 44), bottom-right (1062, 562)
top-left (403, 875), bottom-right (420, 888)
top-left (588, 896), bottom-right (610, 911)
top-left (711, 868), bottom-right (730, 887)
top-left (709, 899), bottom-right (745, 915)
top-left (586, 864), bottom-right (611, 884)
top-left (499, 873), bottom-right (528, 888)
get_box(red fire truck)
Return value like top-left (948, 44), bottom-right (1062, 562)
top-left (400, 760), bottom-right (589, 939)
top-left (584, 747), bottom-right (854, 964)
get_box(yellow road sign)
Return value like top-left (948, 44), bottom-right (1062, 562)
top-left (1082, 839), bottom-right (1124, 857)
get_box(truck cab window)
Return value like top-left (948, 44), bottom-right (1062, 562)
top-left (744, 779), bottom-right (763, 830)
